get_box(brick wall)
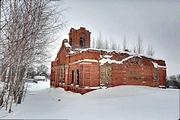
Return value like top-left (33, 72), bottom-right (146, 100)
top-left (50, 27), bottom-right (167, 93)
top-left (101, 56), bottom-right (165, 87)
top-left (69, 27), bottom-right (91, 49)
top-left (68, 61), bottom-right (100, 87)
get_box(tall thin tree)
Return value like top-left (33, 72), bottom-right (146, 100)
top-left (123, 35), bottom-right (127, 51)
top-left (136, 35), bottom-right (144, 54)
top-left (0, 0), bottom-right (64, 112)
top-left (146, 45), bottom-right (154, 56)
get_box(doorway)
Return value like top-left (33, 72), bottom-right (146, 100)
top-left (72, 70), bottom-right (74, 84)
top-left (76, 69), bottom-right (79, 85)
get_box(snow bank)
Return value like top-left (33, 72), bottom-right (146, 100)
top-left (0, 81), bottom-right (178, 120)
top-left (26, 80), bottom-right (50, 91)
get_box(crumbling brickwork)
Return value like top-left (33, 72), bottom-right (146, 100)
top-left (51, 27), bottom-right (167, 94)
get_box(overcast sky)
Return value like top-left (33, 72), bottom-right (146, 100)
top-left (51, 0), bottom-right (180, 76)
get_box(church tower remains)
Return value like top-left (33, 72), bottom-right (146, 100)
top-left (69, 27), bottom-right (91, 49)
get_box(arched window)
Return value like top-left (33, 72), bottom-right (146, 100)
top-left (76, 69), bottom-right (79, 85)
top-left (80, 37), bottom-right (84, 48)
top-left (72, 70), bottom-right (74, 84)
top-left (69, 38), bottom-right (72, 45)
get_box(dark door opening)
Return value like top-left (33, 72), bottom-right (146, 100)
top-left (72, 70), bottom-right (74, 84)
top-left (76, 69), bottom-right (79, 85)
top-left (80, 37), bottom-right (84, 48)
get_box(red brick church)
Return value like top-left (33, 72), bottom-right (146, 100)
top-left (50, 27), bottom-right (166, 94)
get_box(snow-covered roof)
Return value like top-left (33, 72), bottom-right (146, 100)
top-left (99, 54), bottom-right (166, 68)
top-left (69, 50), bottom-right (75, 54)
top-left (100, 55), bottom-right (137, 65)
top-left (152, 61), bottom-right (166, 69)
top-left (64, 42), bottom-right (71, 48)
top-left (66, 48), bottom-right (165, 67)
top-left (72, 48), bottom-right (164, 61)
top-left (103, 55), bottom-right (112, 59)
top-left (152, 61), bottom-right (158, 68)
top-left (71, 59), bottom-right (98, 65)
top-left (158, 65), bottom-right (166, 68)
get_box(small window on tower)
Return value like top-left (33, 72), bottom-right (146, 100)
top-left (80, 37), bottom-right (84, 48)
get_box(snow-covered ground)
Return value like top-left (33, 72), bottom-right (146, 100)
top-left (0, 80), bottom-right (179, 120)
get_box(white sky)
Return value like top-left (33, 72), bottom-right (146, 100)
top-left (50, 0), bottom-right (180, 76)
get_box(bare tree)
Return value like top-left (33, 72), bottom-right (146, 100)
top-left (104, 38), bottom-right (108, 49)
top-left (95, 33), bottom-right (120, 50)
top-left (136, 35), bottom-right (144, 54)
top-left (111, 41), bottom-right (117, 50)
top-left (37, 64), bottom-right (49, 77)
top-left (146, 45), bottom-right (155, 56)
top-left (169, 75), bottom-right (177, 81)
top-left (116, 41), bottom-right (121, 50)
top-left (177, 74), bottom-right (180, 82)
top-left (96, 32), bottom-right (104, 49)
top-left (133, 47), bottom-right (137, 53)
top-left (0, 0), bottom-right (64, 112)
top-left (91, 37), bottom-right (96, 48)
top-left (123, 35), bottom-right (127, 51)
top-left (26, 67), bottom-right (36, 79)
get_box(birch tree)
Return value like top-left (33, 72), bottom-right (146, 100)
top-left (136, 35), bottom-right (144, 54)
top-left (0, 0), bottom-right (64, 112)
top-left (96, 32), bottom-right (104, 49)
top-left (105, 38), bottom-right (109, 49)
top-left (123, 35), bottom-right (127, 51)
top-left (91, 37), bottom-right (96, 48)
top-left (111, 41), bottom-right (117, 50)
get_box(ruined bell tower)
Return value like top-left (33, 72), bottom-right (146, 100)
top-left (68, 27), bottom-right (91, 49)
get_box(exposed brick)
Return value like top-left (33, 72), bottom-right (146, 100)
top-left (50, 27), bottom-right (167, 94)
